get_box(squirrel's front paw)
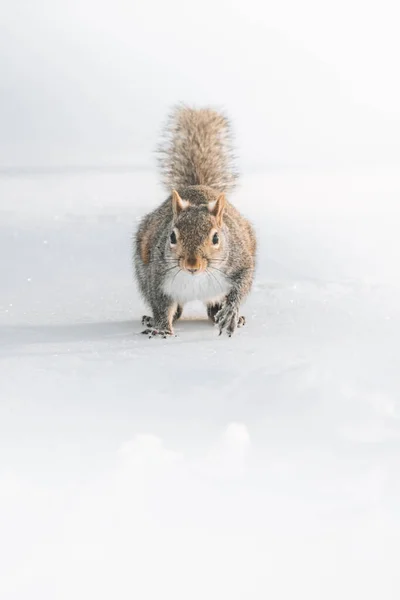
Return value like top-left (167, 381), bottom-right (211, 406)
top-left (142, 327), bottom-right (175, 339)
top-left (215, 303), bottom-right (243, 337)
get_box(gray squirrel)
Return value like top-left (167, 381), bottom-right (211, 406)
top-left (134, 105), bottom-right (256, 337)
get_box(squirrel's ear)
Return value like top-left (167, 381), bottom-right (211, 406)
top-left (172, 190), bottom-right (189, 217)
top-left (209, 193), bottom-right (226, 226)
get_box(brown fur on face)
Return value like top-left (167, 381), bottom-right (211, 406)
top-left (169, 190), bottom-right (225, 273)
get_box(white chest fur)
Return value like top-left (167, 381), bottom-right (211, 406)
top-left (163, 269), bottom-right (230, 304)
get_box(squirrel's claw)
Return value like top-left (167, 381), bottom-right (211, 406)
top-left (141, 316), bottom-right (176, 338)
top-left (142, 327), bottom-right (175, 339)
top-left (237, 316), bottom-right (246, 328)
top-left (215, 303), bottom-right (245, 337)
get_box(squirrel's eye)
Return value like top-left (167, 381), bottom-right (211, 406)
top-left (170, 231), bottom-right (177, 245)
top-left (212, 232), bottom-right (219, 245)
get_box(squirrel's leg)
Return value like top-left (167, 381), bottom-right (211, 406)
top-left (214, 268), bottom-right (253, 337)
top-left (208, 302), bottom-right (246, 330)
top-left (142, 315), bottom-right (154, 327)
top-left (142, 304), bottom-right (181, 328)
top-left (207, 303), bottom-right (221, 322)
top-left (211, 304), bottom-right (246, 327)
top-left (173, 304), bottom-right (183, 322)
top-left (142, 295), bottom-right (177, 338)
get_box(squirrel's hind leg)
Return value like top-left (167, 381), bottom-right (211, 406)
top-left (142, 315), bottom-right (154, 327)
top-left (237, 315), bottom-right (246, 328)
top-left (173, 304), bottom-right (183, 322)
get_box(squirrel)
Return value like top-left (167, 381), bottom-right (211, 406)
top-left (134, 105), bottom-right (256, 338)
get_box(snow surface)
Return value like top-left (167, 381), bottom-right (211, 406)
top-left (1, 168), bottom-right (400, 599)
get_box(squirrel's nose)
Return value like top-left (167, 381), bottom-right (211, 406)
top-left (185, 257), bottom-right (201, 273)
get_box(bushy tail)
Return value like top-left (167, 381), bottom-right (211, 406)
top-left (157, 105), bottom-right (238, 194)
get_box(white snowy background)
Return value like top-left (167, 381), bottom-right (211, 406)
top-left (1, 1), bottom-right (400, 599)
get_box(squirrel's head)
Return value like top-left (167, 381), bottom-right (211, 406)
top-left (168, 188), bottom-right (226, 274)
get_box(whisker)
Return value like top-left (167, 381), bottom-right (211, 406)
top-left (147, 260), bottom-right (178, 266)
top-left (171, 268), bottom-right (182, 286)
top-left (208, 265), bottom-right (228, 277)
top-left (206, 268), bottom-right (224, 294)
top-left (162, 265), bottom-right (179, 275)
top-left (147, 255), bottom-right (178, 263)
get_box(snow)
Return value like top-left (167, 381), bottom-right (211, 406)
top-left (1, 167), bottom-right (400, 599)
